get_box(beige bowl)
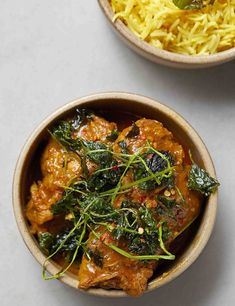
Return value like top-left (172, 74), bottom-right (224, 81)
top-left (98, 0), bottom-right (235, 69)
top-left (13, 92), bottom-right (218, 297)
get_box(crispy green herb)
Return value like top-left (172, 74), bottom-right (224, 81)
top-left (52, 109), bottom-right (93, 151)
top-left (188, 164), bottom-right (219, 196)
top-left (156, 195), bottom-right (178, 220)
top-left (126, 123), bottom-right (140, 138)
top-left (71, 109), bottom-right (93, 129)
top-left (83, 141), bottom-right (113, 166)
top-left (108, 222), bottom-right (175, 261)
top-left (52, 121), bottom-right (81, 151)
top-left (39, 229), bottom-right (82, 262)
top-left (157, 195), bottom-right (176, 209)
top-left (106, 129), bottom-right (119, 141)
top-left (39, 232), bottom-right (54, 255)
top-left (161, 222), bottom-right (171, 241)
top-left (88, 161), bottom-right (123, 192)
top-left (134, 150), bottom-right (174, 190)
top-left (81, 141), bottom-right (125, 192)
top-left (118, 140), bottom-right (128, 154)
top-left (146, 151), bottom-right (174, 173)
top-left (80, 194), bottom-right (115, 220)
top-left (109, 202), bottom-right (163, 256)
top-left (173, 0), bottom-right (204, 10)
top-left (139, 206), bottom-right (156, 229)
top-left (128, 206), bottom-right (159, 255)
top-left (52, 182), bottom-right (84, 215)
top-left (51, 228), bottom-right (83, 261)
top-left (87, 248), bottom-right (104, 268)
top-left (42, 216), bottom-right (87, 280)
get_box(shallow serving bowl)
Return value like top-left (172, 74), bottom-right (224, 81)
top-left (13, 92), bottom-right (218, 297)
top-left (98, 0), bottom-right (235, 69)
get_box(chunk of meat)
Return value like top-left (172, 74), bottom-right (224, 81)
top-left (113, 118), bottom-right (184, 165)
top-left (75, 115), bottom-right (117, 143)
top-left (26, 139), bottom-right (82, 232)
top-left (78, 231), bottom-right (154, 296)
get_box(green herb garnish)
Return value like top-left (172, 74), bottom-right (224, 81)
top-left (83, 141), bottom-right (113, 166)
top-left (39, 232), bottom-right (54, 255)
top-left (188, 163), bottom-right (219, 196)
top-left (52, 109), bottom-right (93, 151)
top-left (118, 140), bottom-right (128, 154)
top-left (157, 195), bottom-right (176, 209)
top-left (106, 129), bottom-right (119, 141)
top-left (52, 182), bottom-right (83, 215)
top-left (173, 0), bottom-right (204, 10)
top-left (87, 248), bottom-right (104, 268)
top-left (126, 123), bottom-right (140, 138)
top-left (134, 150), bottom-right (174, 190)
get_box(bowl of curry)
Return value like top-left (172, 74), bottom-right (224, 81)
top-left (13, 92), bottom-right (219, 297)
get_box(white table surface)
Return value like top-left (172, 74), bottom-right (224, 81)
top-left (1, 1), bottom-right (235, 305)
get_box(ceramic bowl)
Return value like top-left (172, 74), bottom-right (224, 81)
top-left (13, 92), bottom-right (218, 297)
top-left (98, 0), bottom-right (235, 69)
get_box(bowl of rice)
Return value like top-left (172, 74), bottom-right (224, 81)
top-left (98, 0), bottom-right (235, 68)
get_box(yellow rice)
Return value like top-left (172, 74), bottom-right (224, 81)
top-left (110, 0), bottom-right (235, 55)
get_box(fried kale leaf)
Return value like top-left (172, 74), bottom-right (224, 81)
top-left (188, 164), bottom-right (219, 196)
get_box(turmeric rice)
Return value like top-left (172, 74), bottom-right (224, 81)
top-left (110, 0), bottom-right (235, 55)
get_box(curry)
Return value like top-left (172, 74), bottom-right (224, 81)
top-left (26, 109), bottom-right (219, 296)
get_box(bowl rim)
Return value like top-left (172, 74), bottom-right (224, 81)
top-left (12, 92), bottom-right (218, 297)
top-left (98, 0), bottom-right (235, 65)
